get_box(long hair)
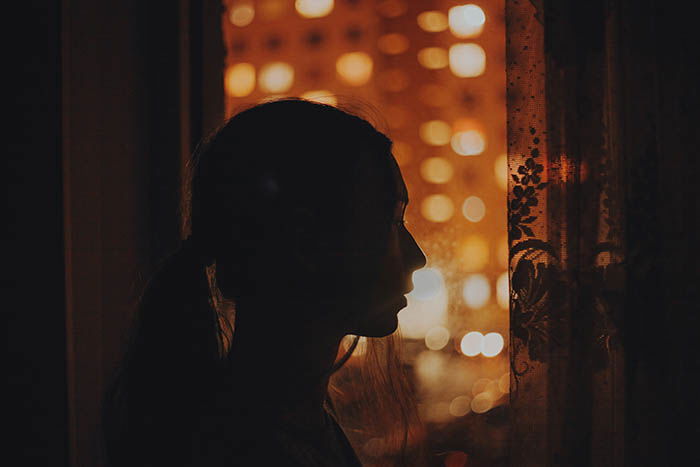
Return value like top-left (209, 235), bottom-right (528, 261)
top-left (101, 98), bottom-right (427, 466)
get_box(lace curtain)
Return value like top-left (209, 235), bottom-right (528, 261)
top-left (506, 0), bottom-right (698, 465)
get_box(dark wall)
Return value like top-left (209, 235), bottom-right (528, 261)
top-left (5, 1), bottom-right (222, 465)
top-left (617, 1), bottom-right (700, 465)
top-left (5, 2), bottom-right (67, 465)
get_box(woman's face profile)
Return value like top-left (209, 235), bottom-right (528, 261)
top-left (344, 152), bottom-right (426, 338)
top-left (213, 132), bottom-right (425, 339)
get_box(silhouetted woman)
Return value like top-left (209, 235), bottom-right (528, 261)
top-left (102, 98), bottom-right (427, 466)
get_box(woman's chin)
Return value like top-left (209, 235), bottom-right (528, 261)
top-left (354, 312), bottom-right (399, 338)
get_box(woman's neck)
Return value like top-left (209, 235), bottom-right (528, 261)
top-left (224, 300), bottom-right (345, 430)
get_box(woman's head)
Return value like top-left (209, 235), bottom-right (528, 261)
top-left (103, 98), bottom-right (429, 467)
top-left (189, 98), bottom-right (425, 337)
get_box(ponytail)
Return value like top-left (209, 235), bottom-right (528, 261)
top-left (102, 237), bottom-right (226, 467)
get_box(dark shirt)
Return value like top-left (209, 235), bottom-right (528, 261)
top-left (221, 403), bottom-right (363, 466)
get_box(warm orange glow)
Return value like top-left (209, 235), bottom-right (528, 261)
top-left (457, 234), bottom-right (489, 272)
top-left (376, 0), bottom-right (407, 18)
top-left (300, 90), bottom-right (337, 106)
top-left (424, 402), bottom-right (451, 423)
top-left (496, 272), bottom-right (509, 309)
top-left (462, 273), bottom-right (490, 308)
top-left (377, 33), bottom-right (409, 55)
top-left (336, 52), bottom-right (373, 86)
top-left (482, 332), bottom-right (504, 357)
top-left (419, 120), bottom-right (451, 146)
top-left (420, 157), bottom-right (454, 184)
top-left (448, 395), bottom-right (472, 417)
top-left (495, 153), bottom-right (508, 189)
top-left (259, 0), bottom-right (288, 20)
top-left (425, 325), bottom-right (450, 350)
top-left (462, 195), bottom-right (486, 222)
top-left (417, 47), bottom-right (449, 69)
top-left (257, 94), bottom-right (287, 104)
top-left (259, 62), bottom-right (294, 93)
top-left (485, 380), bottom-right (501, 399)
top-left (417, 11), bottom-right (448, 32)
top-left (448, 4), bottom-right (486, 38)
top-left (385, 105), bottom-right (408, 129)
top-left (229, 3), bottom-right (255, 27)
top-left (418, 84), bottom-right (451, 107)
top-left (224, 63), bottom-right (256, 97)
top-left (472, 377), bottom-right (491, 395)
top-left (460, 331), bottom-right (483, 356)
top-left (421, 194), bottom-right (454, 222)
top-left (392, 140), bottom-right (413, 166)
top-left (378, 69), bottom-right (409, 92)
top-left (341, 334), bottom-right (367, 356)
top-left (498, 234), bottom-right (509, 268)
top-left (498, 372), bottom-right (510, 393)
top-left (415, 350), bottom-right (447, 385)
top-left (471, 392), bottom-right (493, 413)
top-left (295, 0), bottom-right (334, 18)
top-left (449, 43), bottom-right (486, 77)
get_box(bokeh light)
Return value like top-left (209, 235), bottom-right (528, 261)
top-left (229, 3), bottom-right (255, 27)
top-left (457, 234), bottom-right (489, 272)
top-left (449, 395), bottom-right (472, 417)
top-left (417, 11), bottom-right (448, 32)
top-left (449, 43), bottom-right (486, 77)
top-left (410, 267), bottom-right (444, 301)
top-left (448, 4), bottom-right (486, 38)
top-left (259, 62), bottom-right (294, 93)
top-left (496, 272), bottom-right (509, 309)
top-left (295, 0), bottom-right (334, 18)
top-left (224, 63), bottom-right (256, 97)
top-left (460, 331), bottom-right (483, 356)
top-left (420, 157), bottom-right (454, 184)
top-left (421, 194), bottom-right (454, 222)
top-left (462, 195), bottom-right (486, 222)
top-left (451, 129), bottom-right (486, 155)
top-left (472, 377), bottom-right (491, 395)
top-left (419, 120), bottom-right (451, 146)
top-left (336, 52), bottom-right (373, 86)
top-left (425, 326), bottom-right (451, 350)
top-left (471, 392), bottom-right (493, 413)
top-left (300, 90), bottom-right (337, 106)
top-left (462, 273), bottom-right (490, 308)
top-left (482, 332), bottom-right (504, 357)
top-left (399, 267), bottom-right (449, 339)
top-left (417, 47), bottom-right (449, 69)
top-left (377, 33), bottom-right (410, 55)
top-left (485, 380), bottom-right (501, 398)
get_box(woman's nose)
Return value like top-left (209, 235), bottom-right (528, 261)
top-left (405, 232), bottom-right (427, 272)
